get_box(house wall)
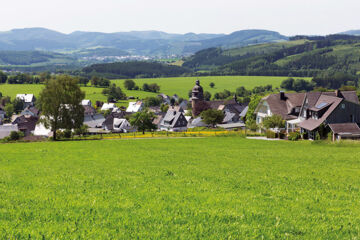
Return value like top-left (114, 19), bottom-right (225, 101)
top-left (326, 100), bottom-right (360, 125)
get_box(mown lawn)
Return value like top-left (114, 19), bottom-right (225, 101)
top-left (0, 137), bottom-right (359, 239)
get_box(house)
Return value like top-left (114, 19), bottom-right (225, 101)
top-left (172, 94), bottom-right (180, 102)
top-left (101, 103), bottom-right (116, 112)
top-left (84, 114), bottom-right (105, 129)
top-left (112, 118), bottom-right (132, 133)
top-left (160, 109), bottom-right (188, 131)
top-left (83, 105), bottom-right (97, 116)
top-left (254, 91), bottom-right (305, 125)
top-left (0, 124), bottom-right (19, 139)
top-left (298, 90), bottom-right (360, 139)
top-left (328, 123), bottom-right (360, 141)
top-left (157, 94), bottom-right (171, 104)
top-left (12, 115), bottom-right (38, 136)
top-left (21, 106), bottom-right (40, 117)
top-left (102, 111), bottom-right (127, 131)
top-left (178, 100), bottom-right (188, 110)
top-left (188, 117), bottom-right (208, 128)
top-left (126, 101), bottom-right (144, 113)
top-left (81, 99), bottom-right (92, 106)
top-left (16, 94), bottom-right (35, 108)
top-left (153, 113), bottom-right (166, 129)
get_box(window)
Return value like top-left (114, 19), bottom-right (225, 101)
top-left (341, 104), bottom-right (345, 109)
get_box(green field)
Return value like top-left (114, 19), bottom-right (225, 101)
top-left (0, 76), bottom-right (309, 105)
top-left (1, 137), bottom-right (360, 238)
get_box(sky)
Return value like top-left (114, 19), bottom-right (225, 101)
top-left (0, 0), bottom-right (359, 36)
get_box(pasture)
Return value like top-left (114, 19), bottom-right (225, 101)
top-left (0, 76), bottom-right (307, 105)
top-left (0, 137), bottom-right (360, 239)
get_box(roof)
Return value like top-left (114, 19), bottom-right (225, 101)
top-left (323, 91), bottom-right (359, 104)
top-left (126, 101), bottom-right (143, 113)
top-left (101, 103), bottom-right (116, 111)
top-left (188, 117), bottom-right (207, 128)
top-left (223, 112), bottom-right (236, 123)
top-left (84, 114), bottom-right (105, 128)
top-left (299, 95), bottom-right (343, 131)
top-left (17, 116), bottom-right (38, 132)
top-left (83, 105), bottom-right (97, 115)
top-left (16, 94), bottom-right (34, 103)
top-left (81, 100), bottom-right (92, 106)
top-left (240, 106), bottom-right (249, 118)
top-left (161, 110), bottom-right (186, 128)
top-left (262, 92), bottom-right (306, 120)
top-left (329, 123), bottom-right (360, 135)
top-left (22, 106), bottom-right (39, 116)
top-left (153, 113), bottom-right (165, 126)
top-left (102, 111), bottom-right (126, 130)
top-left (217, 122), bottom-right (245, 129)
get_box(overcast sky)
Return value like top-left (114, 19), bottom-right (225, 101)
top-left (0, 0), bottom-right (359, 36)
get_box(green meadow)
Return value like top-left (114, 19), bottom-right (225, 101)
top-left (0, 76), bottom-right (307, 105)
top-left (0, 137), bottom-right (360, 239)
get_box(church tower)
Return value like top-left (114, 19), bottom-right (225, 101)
top-left (191, 80), bottom-right (205, 117)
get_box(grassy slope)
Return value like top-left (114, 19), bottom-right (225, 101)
top-left (223, 39), bottom-right (308, 57)
top-left (0, 137), bottom-right (360, 238)
top-left (0, 76), bottom-right (306, 105)
top-left (112, 75), bottom-right (306, 99)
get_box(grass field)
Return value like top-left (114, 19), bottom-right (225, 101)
top-left (0, 75), bottom-right (309, 106)
top-left (1, 137), bottom-right (360, 239)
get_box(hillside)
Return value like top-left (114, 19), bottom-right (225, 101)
top-left (83, 61), bottom-right (192, 79)
top-left (0, 28), bottom-right (288, 57)
top-left (183, 35), bottom-right (360, 77)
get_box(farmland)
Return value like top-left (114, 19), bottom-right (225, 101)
top-left (1, 137), bottom-right (360, 239)
top-left (0, 75), bottom-right (307, 104)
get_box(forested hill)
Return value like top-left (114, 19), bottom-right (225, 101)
top-left (183, 35), bottom-right (360, 77)
top-left (0, 28), bottom-right (287, 56)
top-left (82, 61), bottom-right (192, 79)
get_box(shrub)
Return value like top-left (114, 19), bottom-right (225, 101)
top-left (288, 132), bottom-right (301, 141)
top-left (266, 130), bottom-right (276, 139)
top-left (9, 131), bottom-right (24, 141)
top-left (63, 129), bottom-right (72, 139)
top-left (302, 132), bottom-right (308, 140)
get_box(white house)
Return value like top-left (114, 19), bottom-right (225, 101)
top-left (101, 103), bottom-right (116, 111)
top-left (16, 94), bottom-right (35, 108)
top-left (81, 99), bottom-right (92, 106)
top-left (126, 101), bottom-right (144, 113)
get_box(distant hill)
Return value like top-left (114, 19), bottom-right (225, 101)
top-left (183, 35), bottom-right (360, 77)
top-left (340, 30), bottom-right (360, 36)
top-left (0, 28), bottom-right (287, 57)
top-left (83, 61), bottom-right (192, 79)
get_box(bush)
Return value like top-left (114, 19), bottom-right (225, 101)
top-left (9, 131), bottom-right (24, 141)
top-left (266, 130), bottom-right (276, 139)
top-left (63, 129), bottom-right (72, 139)
top-left (302, 132), bottom-right (308, 140)
top-left (288, 132), bottom-right (301, 141)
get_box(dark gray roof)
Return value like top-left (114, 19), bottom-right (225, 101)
top-left (329, 123), bottom-right (360, 135)
top-left (161, 110), bottom-right (186, 128)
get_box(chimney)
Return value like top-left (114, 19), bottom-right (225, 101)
top-left (335, 89), bottom-right (343, 98)
top-left (280, 91), bottom-right (285, 100)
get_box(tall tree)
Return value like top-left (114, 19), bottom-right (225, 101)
top-left (39, 75), bottom-right (85, 140)
top-left (129, 109), bottom-right (157, 134)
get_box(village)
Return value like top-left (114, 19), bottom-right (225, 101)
top-left (0, 79), bottom-right (359, 142)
